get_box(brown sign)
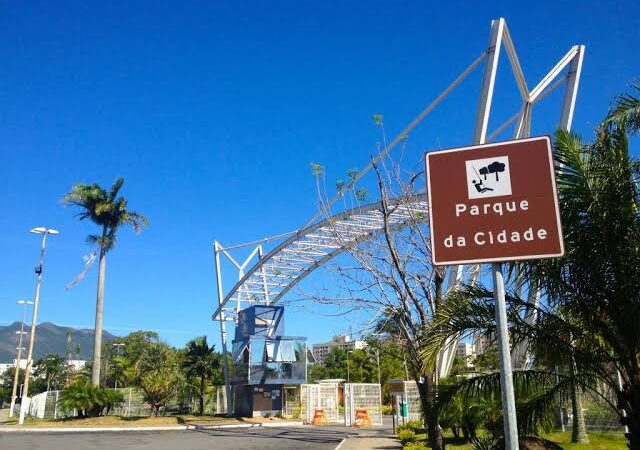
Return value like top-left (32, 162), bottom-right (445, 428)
top-left (425, 136), bottom-right (564, 265)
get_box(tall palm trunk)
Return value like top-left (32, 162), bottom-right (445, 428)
top-left (618, 366), bottom-right (640, 450)
top-left (569, 356), bottom-right (589, 443)
top-left (416, 373), bottom-right (445, 450)
top-left (91, 246), bottom-right (107, 386)
top-left (199, 375), bottom-right (206, 416)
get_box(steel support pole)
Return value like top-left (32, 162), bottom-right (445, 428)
top-left (559, 46), bottom-right (585, 130)
top-left (214, 241), bottom-right (233, 416)
top-left (511, 45), bottom-right (584, 371)
top-left (19, 232), bottom-right (49, 425)
top-left (474, 18), bottom-right (520, 449)
top-left (473, 18), bottom-right (504, 144)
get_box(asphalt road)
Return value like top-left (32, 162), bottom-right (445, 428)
top-left (0, 425), bottom-right (388, 450)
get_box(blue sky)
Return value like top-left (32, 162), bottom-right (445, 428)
top-left (1, 1), bottom-right (638, 353)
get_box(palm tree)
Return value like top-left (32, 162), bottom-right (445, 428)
top-left (64, 177), bottom-right (148, 386)
top-left (181, 336), bottom-right (220, 416)
top-left (422, 84), bottom-right (640, 448)
top-left (34, 353), bottom-right (69, 391)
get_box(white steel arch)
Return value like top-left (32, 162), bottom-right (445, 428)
top-left (213, 194), bottom-right (430, 322)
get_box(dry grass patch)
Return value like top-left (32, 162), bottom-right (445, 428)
top-left (3, 415), bottom-right (179, 428)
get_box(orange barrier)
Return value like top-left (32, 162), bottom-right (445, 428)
top-left (311, 408), bottom-right (327, 425)
top-left (352, 408), bottom-right (372, 428)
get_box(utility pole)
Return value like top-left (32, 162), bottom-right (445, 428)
top-left (376, 348), bottom-right (381, 385)
top-left (19, 227), bottom-right (59, 425)
top-left (9, 300), bottom-right (33, 417)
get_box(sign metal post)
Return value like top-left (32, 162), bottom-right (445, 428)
top-left (426, 136), bottom-right (564, 450)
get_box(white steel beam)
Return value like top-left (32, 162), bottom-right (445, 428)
top-left (502, 23), bottom-right (529, 100)
top-left (559, 45), bottom-right (585, 130)
top-left (529, 46), bottom-right (579, 102)
top-left (473, 18), bottom-right (504, 144)
top-left (213, 241), bottom-right (233, 416)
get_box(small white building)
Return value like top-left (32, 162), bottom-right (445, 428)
top-left (312, 335), bottom-right (367, 365)
top-left (0, 358), bottom-right (86, 376)
top-left (0, 359), bottom-right (28, 376)
top-left (66, 359), bottom-right (87, 371)
top-left (0, 363), bottom-right (13, 376)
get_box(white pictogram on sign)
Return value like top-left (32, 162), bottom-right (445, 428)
top-left (465, 156), bottom-right (512, 199)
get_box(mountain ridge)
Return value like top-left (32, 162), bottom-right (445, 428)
top-left (0, 321), bottom-right (118, 362)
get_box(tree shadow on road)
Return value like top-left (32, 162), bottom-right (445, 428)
top-left (192, 425), bottom-right (388, 446)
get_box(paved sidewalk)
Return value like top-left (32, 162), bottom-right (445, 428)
top-left (338, 436), bottom-right (402, 450)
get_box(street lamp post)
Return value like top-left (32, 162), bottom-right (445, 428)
top-left (369, 332), bottom-right (384, 385)
top-left (9, 300), bottom-right (33, 417)
top-left (19, 227), bottom-right (59, 425)
top-left (112, 343), bottom-right (125, 389)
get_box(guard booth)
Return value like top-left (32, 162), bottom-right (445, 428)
top-left (388, 378), bottom-right (422, 423)
top-left (231, 305), bottom-right (311, 417)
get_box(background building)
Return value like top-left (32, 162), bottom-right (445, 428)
top-left (473, 332), bottom-right (491, 355)
top-left (312, 335), bottom-right (367, 365)
top-left (456, 342), bottom-right (476, 367)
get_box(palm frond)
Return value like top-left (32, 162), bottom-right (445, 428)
top-left (63, 177), bottom-right (148, 252)
top-left (109, 177), bottom-right (125, 200)
top-left (603, 82), bottom-right (640, 133)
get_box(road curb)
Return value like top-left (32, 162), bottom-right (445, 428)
top-left (0, 425), bottom-right (190, 433)
top-left (0, 421), bottom-right (305, 433)
top-left (191, 421), bottom-right (304, 430)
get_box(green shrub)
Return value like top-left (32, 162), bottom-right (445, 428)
top-left (398, 430), bottom-right (417, 445)
top-left (396, 419), bottom-right (423, 433)
top-left (471, 436), bottom-right (501, 450)
top-left (381, 404), bottom-right (393, 415)
top-left (403, 442), bottom-right (428, 450)
top-left (59, 381), bottom-right (124, 418)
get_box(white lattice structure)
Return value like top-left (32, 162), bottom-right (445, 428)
top-left (344, 383), bottom-right (383, 427)
top-left (300, 382), bottom-right (341, 424)
top-left (388, 379), bottom-right (422, 422)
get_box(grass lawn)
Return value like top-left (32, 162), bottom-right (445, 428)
top-left (407, 431), bottom-right (626, 449)
top-left (1, 413), bottom-right (300, 428)
top-left (543, 431), bottom-right (627, 449)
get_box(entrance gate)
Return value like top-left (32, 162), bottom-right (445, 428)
top-left (344, 383), bottom-right (383, 427)
top-left (301, 383), bottom-right (341, 424)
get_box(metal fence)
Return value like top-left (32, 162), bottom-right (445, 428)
top-left (344, 383), bottom-right (383, 426)
top-left (21, 386), bottom-right (225, 419)
top-left (389, 380), bottom-right (422, 422)
top-left (283, 386), bottom-right (302, 419)
top-left (568, 388), bottom-right (624, 431)
top-left (300, 382), bottom-right (341, 424)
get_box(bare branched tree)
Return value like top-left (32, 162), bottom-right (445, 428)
top-left (302, 127), bottom-right (449, 448)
